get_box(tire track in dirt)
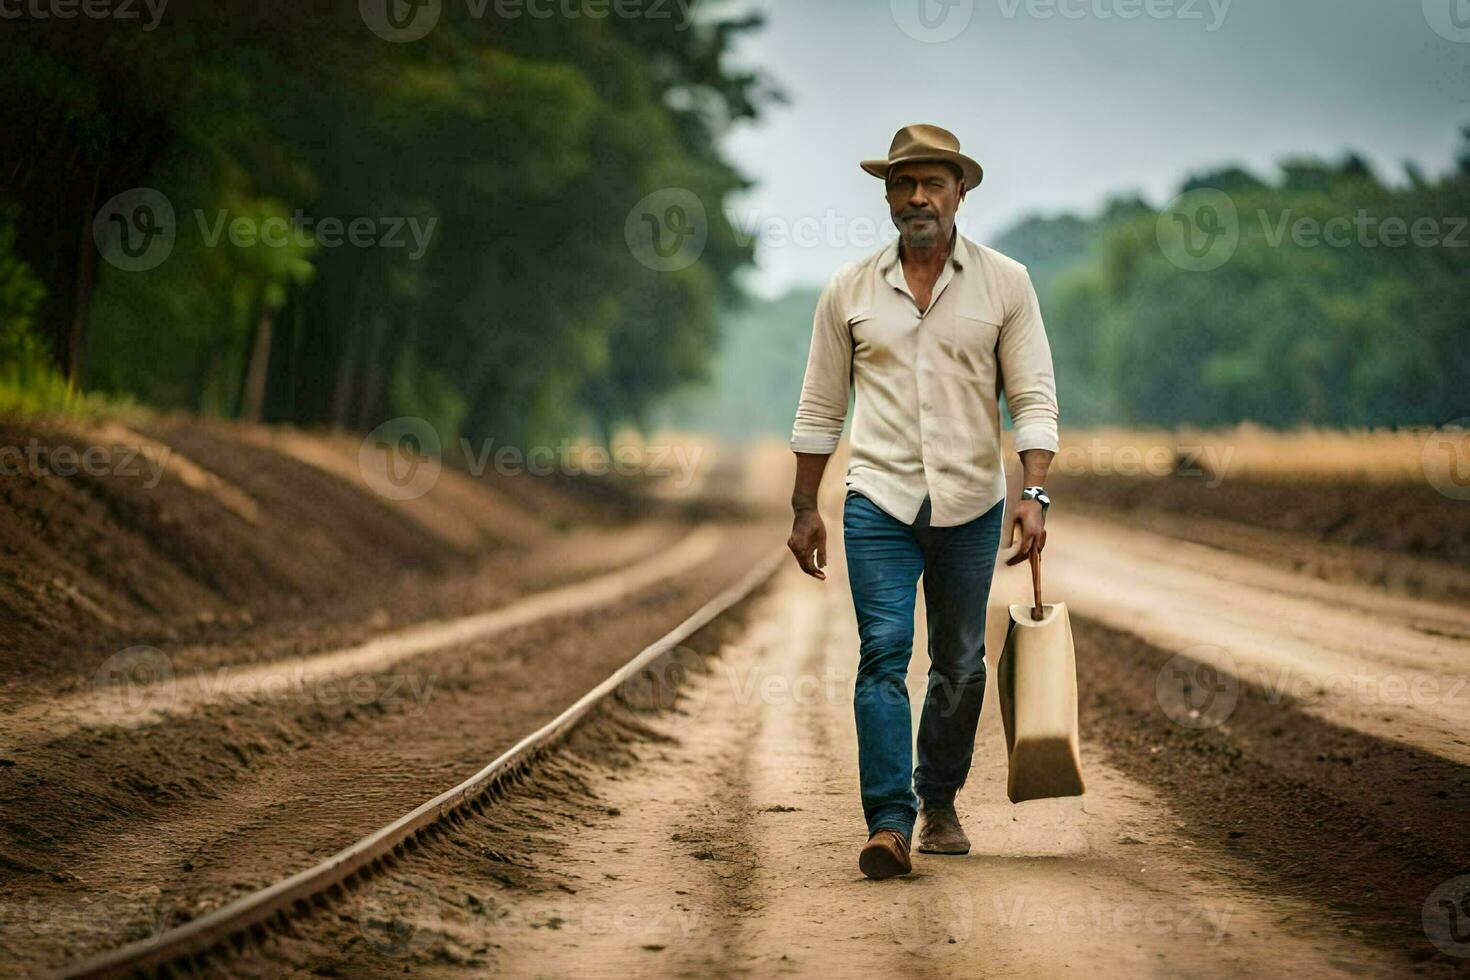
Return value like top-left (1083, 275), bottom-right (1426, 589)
top-left (212, 519), bottom-right (1464, 978)
top-left (1043, 513), bottom-right (1470, 767)
top-left (1074, 618), bottom-right (1470, 976)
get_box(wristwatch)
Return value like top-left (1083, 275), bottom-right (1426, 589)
top-left (1021, 486), bottom-right (1050, 512)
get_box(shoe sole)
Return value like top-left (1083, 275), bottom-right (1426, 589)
top-left (858, 845), bottom-right (911, 880)
top-left (916, 841), bottom-right (971, 855)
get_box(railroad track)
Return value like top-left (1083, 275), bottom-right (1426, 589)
top-left (59, 546), bottom-right (788, 979)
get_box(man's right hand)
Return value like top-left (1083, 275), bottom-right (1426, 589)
top-left (787, 508), bottom-right (828, 581)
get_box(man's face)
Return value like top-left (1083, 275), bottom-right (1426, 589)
top-left (886, 162), bottom-right (965, 248)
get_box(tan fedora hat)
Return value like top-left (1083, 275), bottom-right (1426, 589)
top-left (861, 124), bottom-right (983, 189)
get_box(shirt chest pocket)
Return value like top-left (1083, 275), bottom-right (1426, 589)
top-left (940, 307), bottom-right (1002, 377)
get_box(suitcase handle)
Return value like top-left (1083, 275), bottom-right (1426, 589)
top-left (1029, 541), bottom-right (1045, 621)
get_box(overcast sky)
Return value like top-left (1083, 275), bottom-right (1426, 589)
top-left (718, 0), bottom-right (1470, 295)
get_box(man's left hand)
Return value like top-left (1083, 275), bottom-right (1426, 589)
top-left (1004, 498), bottom-right (1047, 565)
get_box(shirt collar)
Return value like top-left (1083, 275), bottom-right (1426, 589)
top-left (882, 227), bottom-right (967, 291)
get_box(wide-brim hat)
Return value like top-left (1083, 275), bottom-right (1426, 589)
top-left (861, 124), bottom-right (983, 189)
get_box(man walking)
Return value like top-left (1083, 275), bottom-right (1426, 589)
top-left (786, 124), bottom-right (1059, 880)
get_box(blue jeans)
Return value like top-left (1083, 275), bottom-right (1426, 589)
top-left (843, 490), bottom-right (1004, 838)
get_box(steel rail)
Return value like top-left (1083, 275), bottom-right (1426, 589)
top-left (59, 544), bottom-right (787, 979)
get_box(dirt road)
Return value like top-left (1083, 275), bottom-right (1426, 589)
top-left (0, 418), bottom-right (777, 976)
top-left (5, 426), bottom-right (1468, 977)
top-left (223, 503), bottom-right (1470, 978)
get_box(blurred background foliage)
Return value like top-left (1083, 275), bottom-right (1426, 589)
top-left (2, 2), bottom-right (1464, 441)
top-left (1009, 137), bottom-right (1470, 430)
top-left (1, 0), bottom-right (777, 442)
top-left (663, 131), bottom-right (1470, 437)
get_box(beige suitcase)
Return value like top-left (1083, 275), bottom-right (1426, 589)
top-left (997, 546), bottom-right (1086, 803)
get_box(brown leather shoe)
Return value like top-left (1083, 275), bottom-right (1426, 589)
top-left (858, 829), bottom-right (912, 880)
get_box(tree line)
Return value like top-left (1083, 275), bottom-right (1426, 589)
top-left (997, 131), bottom-right (1470, 430)
top-left (1, 0), bottom-right (777, 443)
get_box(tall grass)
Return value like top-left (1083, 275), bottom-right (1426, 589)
top-left (0, 361), bottom-right (120, 418)
top-left (1, 213), bottom-right (120, 419)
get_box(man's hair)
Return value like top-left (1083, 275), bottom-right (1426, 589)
top-left (886, 161), bottom-right (964, 188)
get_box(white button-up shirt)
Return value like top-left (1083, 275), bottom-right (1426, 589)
top-left (790, 231), bottom-right (1059, 527)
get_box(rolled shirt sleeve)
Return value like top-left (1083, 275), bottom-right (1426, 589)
top-left (789, 279), bottom-right (852, 454)
top-left (999, 271), bottom-right (1060, 454)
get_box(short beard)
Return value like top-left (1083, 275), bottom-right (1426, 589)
top-left (897, 214), bottom-right (944, 249)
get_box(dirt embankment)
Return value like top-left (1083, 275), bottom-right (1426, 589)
top-left (0, 413), bottom-right (682, 691)
top-left (1046, 471), bottom-right (1470, 603)
top-left (1049, 470), bottom-right (1467, 563)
